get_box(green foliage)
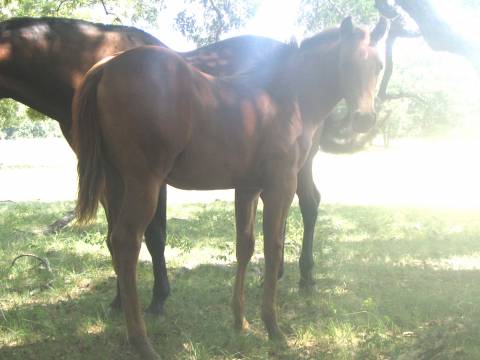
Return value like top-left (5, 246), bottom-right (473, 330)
top-left (0, 100), bottom-right (61, 139)
top-left (378, 38), bottom-right (480, 140)
top-left (405, 91), bottom-right (452, 136)
top-left (2, 119), bottom-right (62, 139)
top-left (298, 0), bottom-right (379, 33)
top-left (380, 91), bottom-right (455, 139)
top-left (0, 99), bottom-right (20, 130)
top-left (174, 0), bottom-right (260, 46)
top-left (0, 0), bottom-right (165, 25)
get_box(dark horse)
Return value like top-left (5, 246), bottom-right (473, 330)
top-left (72, 17), bottom-right (385, 359)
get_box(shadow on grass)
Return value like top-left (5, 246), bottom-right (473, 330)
top-left (2, 201), bottom-right (480, 358)
top-left (2, 253), bottom-right (480, 359)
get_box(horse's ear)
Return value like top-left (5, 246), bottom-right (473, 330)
top-left (340, 16), bottom-right (354, 38)
top-left (370, 17), bottom-right (388, 46)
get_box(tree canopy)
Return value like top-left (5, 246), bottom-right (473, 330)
top-left (0, 0), bottom-right (479, 141)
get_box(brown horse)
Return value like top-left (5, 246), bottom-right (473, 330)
top-left (0, 17), bottom-right (283, 315)
top-left (72, 17), bottom-right (385, 359)
top-left (0, 16), bottom-right (385, 320)
top-left (0, 16), bottom-right (384, 320)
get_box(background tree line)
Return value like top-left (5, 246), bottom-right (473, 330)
top-left (0, 0), bottom-right (479, 143)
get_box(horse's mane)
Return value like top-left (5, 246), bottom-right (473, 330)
top-left (0, 17), bottom-right (163, 46)
top-left (300, 25), bottom-right (368, 50)
top-left (230, 40), bottom-right (299, 90)
top-left (300, 28), bottom-right (341, 49)
top-left (183, 35), bottom-right (283, 57)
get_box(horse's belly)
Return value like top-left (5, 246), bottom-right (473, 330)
top-left (165, 152), bottom-right (257, 190)
top-left (166, 167), bottom-right (235, 190)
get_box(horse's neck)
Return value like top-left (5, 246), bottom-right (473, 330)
top-left (0, 22), bottom-right (163, 133)
top-left (0, 38), bottom-right (85, 129)
top-left (0, 61), bottom-right (73, 117)
top-left (297, 48), bottom-right (342, 126)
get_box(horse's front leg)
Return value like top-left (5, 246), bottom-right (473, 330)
top-left (144, 185), bottom-right (170, 318)
top-left (297, 155), bottom-right (320, 289)
top-left (260, 172), bottom-right (297, 341)
top-left (232, 188), bottom-right (260, 332)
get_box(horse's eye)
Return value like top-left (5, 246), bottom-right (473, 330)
top-left (377, 62), bottom-right (384, 73)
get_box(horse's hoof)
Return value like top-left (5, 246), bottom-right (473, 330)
top-left (234, 318), bottom-right (250, 332)
top-left (130, 336), bottom-right (161, 360)
top-left (268, 328), bottom-right (287, 344)
top-left (145, 302), bottom-right (165, 318)
top-left (109, 295), bottom-right (122, 308)
top-left (277, 267), bottom-right (284, 280)
top-left (145, 303), bottom-right (166, 322)
top-left (298, 276), bottom-right (316, 292)
top-left (105, 299), bottom-right (122, 317)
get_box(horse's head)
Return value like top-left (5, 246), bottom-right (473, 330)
top-left (337, 17), bottom-right (387, 133)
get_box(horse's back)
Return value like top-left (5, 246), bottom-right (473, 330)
top-left (182, 35), bottom-right (284, 76)
top-left (95, 46), bottom-right (196, 171)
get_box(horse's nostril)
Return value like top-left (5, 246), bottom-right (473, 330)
top-left (352, 111), bottom-right (376, 133)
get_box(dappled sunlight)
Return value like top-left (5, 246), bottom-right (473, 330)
top-left (78, 321), bottom-right (106, 336)
top-left (326, 321), bottom-right (360, 354)
top-left (395, 254), bottom-right (480, 271)
top-left (72, 241), bottom-right (106, 257)
top-left (2, 190), bottom-right (480, 358)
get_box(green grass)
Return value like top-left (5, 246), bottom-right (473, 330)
top-left (1, 201), bottom-right (480, 359)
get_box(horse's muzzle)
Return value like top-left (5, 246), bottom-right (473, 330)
top-left (352, 111), bottom-right (376, 133)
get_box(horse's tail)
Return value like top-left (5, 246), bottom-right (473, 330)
top-left (72, 61), bottom-right (107, 224)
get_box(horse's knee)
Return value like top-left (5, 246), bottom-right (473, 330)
top-left (299, 195), bottom-right (319, 225)
top-left (145, 224), bottom-right (166, 253)
top-left (313, 186), bottom-right (321, 206)
top-left (236, 232), bottom-right (255, 262)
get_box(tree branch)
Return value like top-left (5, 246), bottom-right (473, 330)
top-left (377, 16), bottom-right (420, 101)
top-left (395, 0), bottom-right (480, 70)
top-left (55, 0), bottom-right (70, 14)
top-left (208, 0), bottom-right (224, 42)
top-left (100, 0), bottom-right (123, 24)
top-left (326, 0), bottom-right (346, 18)
top-left (375, 0), bottom-right (400, 19)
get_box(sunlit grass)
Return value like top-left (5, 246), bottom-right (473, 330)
top-left (1, 200), bottom-right (480, 358)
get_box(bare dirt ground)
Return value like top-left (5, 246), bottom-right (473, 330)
top-left (1, 136), bottom-right (479, 209)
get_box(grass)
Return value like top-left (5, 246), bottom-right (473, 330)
top-left (1, 200), bottom-right (480, 359)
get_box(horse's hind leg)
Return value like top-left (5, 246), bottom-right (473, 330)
top-left (277, 223), bottom-right (286, 280)
top-left (232, 188), bottom-right (260, 332)
top-left (110, 176), bottom-right (162, 360)
top-left (106, 180), bottom-right (170, 317)
top-left (103, 166), bottom-right (124, 312)
top-left (144, 185), bottom-right (170, 318)
top-left (297, 157), bottom-right (320, 289)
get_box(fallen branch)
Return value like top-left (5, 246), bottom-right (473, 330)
top-left (10, 254), bottom-right (52, 273)
top-left (44, 210), bottom-right (75, 234)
